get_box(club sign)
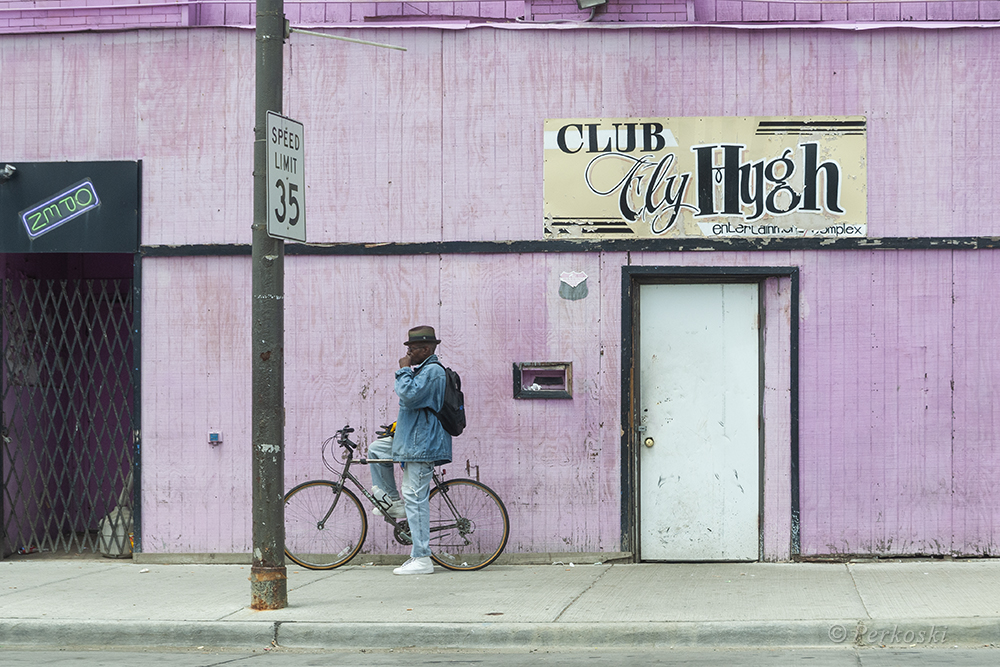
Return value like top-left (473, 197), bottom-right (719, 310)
top-left (543, 116), bottom-right (867, 239)
top-left (19, 179), bottom-right (100, 240)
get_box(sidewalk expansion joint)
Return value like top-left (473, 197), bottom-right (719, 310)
top-left (551, 564), bottom-right (611, 622)
top-left (845, 563), bottom-right (874, 620)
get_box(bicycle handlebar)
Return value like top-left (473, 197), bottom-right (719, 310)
top-left (336, 425), bottom-right (357, 450)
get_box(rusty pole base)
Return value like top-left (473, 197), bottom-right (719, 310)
top-left (250, 564), bottom-right (288, 610)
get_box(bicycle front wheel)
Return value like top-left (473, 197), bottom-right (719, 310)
top-left (428, 479), bottom-right (509, 571)
top-left (284, 480), bottom-right (367, 570)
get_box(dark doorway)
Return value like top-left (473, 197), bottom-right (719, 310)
top-left (1, 253), bottom-right (136, 558)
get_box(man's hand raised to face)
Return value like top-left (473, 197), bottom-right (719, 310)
top-left (400, 342), bottom-right (434, 368)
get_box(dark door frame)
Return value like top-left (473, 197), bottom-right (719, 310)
top-left (130, 253), bottom-right (142, 554)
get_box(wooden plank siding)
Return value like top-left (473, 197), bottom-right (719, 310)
top-left (952, 251), bottom-right (1000, 555)
top-left (141, 257), bottom-right (253, 553)
top-left (796, 250), bottom-right (956, 556)
top-left (6, 28), bottom-right (1000, 243)
top-left (6, 25), bottom-right (1000, 557)
top-left (136, 247), bottom-right (1000, 557)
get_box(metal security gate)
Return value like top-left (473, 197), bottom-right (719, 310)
top-left (1, 278), bottom-right (135, 557)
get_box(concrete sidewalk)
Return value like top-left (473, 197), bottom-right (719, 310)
top-left (2, 558), bottom-right (1000, 651)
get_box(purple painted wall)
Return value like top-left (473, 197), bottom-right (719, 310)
top-left (3, 25), bottom-right (980, 247)
top-left (47, 25), bottom-right (988, 247)
top-left (4, 20), bottom-right (1000, 558)
top-left (137, 247), bottom-right (1000, 558)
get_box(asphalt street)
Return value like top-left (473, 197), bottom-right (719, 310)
top-left (4, 647), bottom-right (1000, 667)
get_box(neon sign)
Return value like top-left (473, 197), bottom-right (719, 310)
top-left (19, 179), bottom-right (101, 239)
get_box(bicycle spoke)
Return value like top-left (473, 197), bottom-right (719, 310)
top-left (428, 479), bottom-right (509, 571)
top-left (284, 481), bottom-right (367, 570)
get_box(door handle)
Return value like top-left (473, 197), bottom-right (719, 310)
top-left (644, 437), bottom-right (654, 448)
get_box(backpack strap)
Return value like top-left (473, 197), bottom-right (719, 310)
top-left (413, 360), bottom-right (445, 413)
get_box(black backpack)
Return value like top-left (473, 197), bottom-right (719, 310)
top-left (425, 361), bottom-right (466, 437)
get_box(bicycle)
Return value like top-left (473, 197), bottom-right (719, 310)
top-left (284, 424), bottom-right (510, 571)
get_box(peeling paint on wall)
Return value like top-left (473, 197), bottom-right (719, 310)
top-left (559, 270), bottom-right (588, 300)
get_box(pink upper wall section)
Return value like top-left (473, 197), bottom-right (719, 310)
top-left (5, 27), bottom-right (1000, 245)
top-left (2, 0), bottom-right (999, 33)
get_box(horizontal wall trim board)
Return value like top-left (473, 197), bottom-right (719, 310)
top-left (141, 237), bottom-right (1000, 257)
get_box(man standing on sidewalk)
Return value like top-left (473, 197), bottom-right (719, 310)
top-left (369, 325), bottom-right (453, 575)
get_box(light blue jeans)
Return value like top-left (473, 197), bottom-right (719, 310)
top-left (368, 437), bottom-right (434, 559)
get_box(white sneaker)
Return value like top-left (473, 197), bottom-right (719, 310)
top-left (393, 556), bottom-right (434, 575)
top-left (373, 498), bottom-right (406, 519)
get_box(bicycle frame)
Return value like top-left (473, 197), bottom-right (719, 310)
top-left (285, 424), bottom-right (510, 571)
top-left (322, 429), bottom-right (455, 539)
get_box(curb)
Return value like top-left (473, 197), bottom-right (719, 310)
top-left (0, 619), bottom-right (277, 650)
top-left (277, 620), bottom-right (846, 650)
top-left (3, 618), bottom-right (999, 651)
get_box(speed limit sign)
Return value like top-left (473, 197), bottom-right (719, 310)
top-left (266, 111), bottom-right (305, 242)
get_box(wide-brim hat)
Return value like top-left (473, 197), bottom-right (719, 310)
top-left (405, 325), bottom-right (441, 345)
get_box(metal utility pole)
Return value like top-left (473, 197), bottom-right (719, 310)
top-left (251, 0), bottom-right (287, 610)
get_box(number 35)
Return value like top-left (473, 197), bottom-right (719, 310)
top-left (273, 179), bottom-right (300, 226)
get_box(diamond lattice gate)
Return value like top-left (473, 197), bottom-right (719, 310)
top-left (1, 278), bottom-right (135, 557)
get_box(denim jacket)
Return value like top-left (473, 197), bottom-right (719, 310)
top-left (392, 354), bottom-right (453, 465)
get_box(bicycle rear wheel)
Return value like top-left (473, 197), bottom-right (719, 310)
top-left (428, 479), bottom-right (509, 571)
top-left (284, 480), bottom-right (367, 570)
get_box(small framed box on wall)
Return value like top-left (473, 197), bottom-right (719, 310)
top-left (512, 362), bottom-right (572, 399)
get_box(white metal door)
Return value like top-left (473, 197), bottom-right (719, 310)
top-left (638, 283), bottom-right (760, 561)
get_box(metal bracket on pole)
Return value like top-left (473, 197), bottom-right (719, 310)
top-left (289, 27), bottom-right (407, 51)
